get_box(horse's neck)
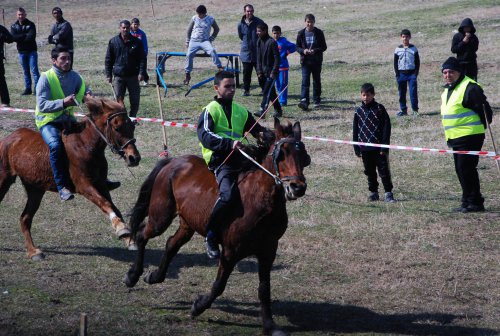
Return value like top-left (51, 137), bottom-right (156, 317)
top-left (79, 119), bottom-right (107, 151)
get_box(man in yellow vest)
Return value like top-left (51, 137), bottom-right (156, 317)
top-left (440, 57), bottom-right (493, 213)
top-left (197, 70), bottom-right (273, 258)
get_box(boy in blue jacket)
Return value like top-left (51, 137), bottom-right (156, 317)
top-left (272, 25), bottom-right (296, 106)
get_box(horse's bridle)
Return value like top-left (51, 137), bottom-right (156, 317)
top-left (87, 112), bottom-right (136, 158)
top-left (271, 137), bottom-right (307, 183)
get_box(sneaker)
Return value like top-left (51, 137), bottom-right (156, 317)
top-left (298, 100), bottom-right (309, 111)
top-left (59, 187), bottom-right (74, 201)
top-left (313, 102), bottom-right (321, 109)
top-left (396, 111), bottom-right (408, 117)
top-left (183, 73), bottom-right (191, 85)
top-left (253, 108), bottom-right (265, 118)
top-left (205, 236), bottom-right (220, 259)
top-left (368, 192), bottom-right (379, 201)
top-left (0, 103), bottom-right (10, 108)
top-left (412, 110), bottom-right (419, 116)
top-left (460, 204), bottom-right (485, 213)
top-left (106, 179), bottom-right (121, 191)
top-left (241, 90), bottom-right (250, 97)
top-left (21, 89), bottom-right (32, 96)
top-left (272, 110), bottom-right (283, 118)
top-left (384, 192), bottom-right (396, 203)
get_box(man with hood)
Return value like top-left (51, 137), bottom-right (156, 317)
top-left (451, 18), bottom-right (479, 80)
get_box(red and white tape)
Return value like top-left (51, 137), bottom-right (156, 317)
top-left (1, 106), bottom-right (498, 160)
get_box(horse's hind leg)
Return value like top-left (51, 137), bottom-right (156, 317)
top-left (144, 219), bottom-right (195, 285)
top-left (191, 256), bottom-right (236, 317)
top-left (19, 186), bottom-right (46, 260)
top-left (0, 169), bottom-right (15, 203)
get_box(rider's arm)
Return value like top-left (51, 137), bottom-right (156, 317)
top-left (36, 73), bottom-right (65, 113)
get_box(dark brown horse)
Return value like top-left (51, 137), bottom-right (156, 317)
top-left (125, 118), bottom-right (310, 335)
top-left (0, 97), bottom-right (141, 260)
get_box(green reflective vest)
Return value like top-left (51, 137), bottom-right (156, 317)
top-left (35, 68), bottom-right (85, 129)
top-left (200, 101), bottom-right (249, 165)
top-left (441, 76), bottom-right (485, 141)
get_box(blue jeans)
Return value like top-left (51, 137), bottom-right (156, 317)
top-left (184, 40), bottom-right (221, 73)
top-left (18, 51), bottom-right (40, 91)
top-left (397, 73), bottom-right (418, 112)
top-left (40, 120), bottom-right (72, 191)
top-left (301, 62), bottom-right (322, 105)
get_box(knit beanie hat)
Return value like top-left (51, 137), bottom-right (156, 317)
top-left (441, 57), bottom-right (462, 72)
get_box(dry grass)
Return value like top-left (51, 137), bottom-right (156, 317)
top-left (0, 0), bottom-right (499, 335)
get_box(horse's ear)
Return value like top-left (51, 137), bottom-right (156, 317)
top-left (274, 117), bottom-right (284, 138)
top-left (85, 96), bottom-right (101, 114)
top-left (293, 121), bottom-right (302, 140)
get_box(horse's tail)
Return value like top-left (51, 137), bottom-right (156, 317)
top-left (129, 157), bottom-right (173, 237)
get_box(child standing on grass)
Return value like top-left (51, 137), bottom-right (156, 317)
top-left (353, 83), bottom-right (395, 203)
top-left (271, 25), bottom-right (296, 106)
top-left (394, 29), bottom-right (420, 116)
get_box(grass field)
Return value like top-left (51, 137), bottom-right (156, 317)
top-left (0, 1), bottom-right (499, 335)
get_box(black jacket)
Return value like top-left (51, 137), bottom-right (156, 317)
top-left (451, 18), bottom-right (479, 63)
top-left (0, 25), bottom-right (14, 59)
top-left (10, 18), bottom-right (37, 53)
top-left (49, 18), bottom-right (73, 50)
top-left (353, 100), bottom-right (391, 155)
top-left (296, 27), bottom-right (327, 65)
top-left (256, 34), bottom-right (280, 77)
top-left (105, 33), bottom-right (146, 78)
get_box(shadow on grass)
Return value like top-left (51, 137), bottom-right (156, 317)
top-left (194, 299), bottom-right (497, 335)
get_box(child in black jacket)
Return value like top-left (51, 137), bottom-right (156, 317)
top-left (353, 83), bottom-right (396, 202)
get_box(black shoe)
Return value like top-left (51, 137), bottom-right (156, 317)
top-left (272, 110), bottom-right (283, 118)
top-left (461, 204), bottom-right (485, 213)
top-left (253, 108), bottom-right (265, 118)
top-left (241, 90), bottom-right (250, 97)
top-left (298, 100), bottom-right (309, 111)
top-left (183, 73), bottom-right (191, 85)
top-left (106, 179), bottom-right (121, 191)
top-left (21, 89), bottom-right (32, 96)
top-left (368, 192), bottom-right (379, 201)
top-left (205, 236), bottom-right (220, 259)
top-left (452, 203), bottom-right (468, 212)
top-left (396, 111), bottom-right (408, 117)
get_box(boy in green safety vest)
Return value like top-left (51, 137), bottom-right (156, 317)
top-left (35, 47), bottom-right (90, 201)
top-left (197, 70), bottom-right (273, 259)
top-left (440, 56), bottom-right (493, 213)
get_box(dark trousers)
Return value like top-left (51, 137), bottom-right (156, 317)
top-left (112, 75), bottom-right (140, 117)
top-left (361, 151), bottom-right (393, 193)
top-left (260, 77), bottom-right (282, 112)
top-left (300, 62), bottom-right (322, 104)
top-left (242, 61), bottom-right (264, 92)
top-left (461, 60), bottom-right (478, 81)
top-left (452, 136), bottom-right (484, 206)
top-left (0, 61), bottom-right (10, 105)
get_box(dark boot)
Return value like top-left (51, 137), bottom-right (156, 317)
top-left (204, 198), bottom-right (229, 259)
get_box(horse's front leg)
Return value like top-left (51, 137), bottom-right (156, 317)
top-left (191, 255), bottom-right (235, 317)
top-left (77, 183), bottom-right (134, 248)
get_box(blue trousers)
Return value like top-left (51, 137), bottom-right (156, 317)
top-left (18, 51), bottom-right (40, 91)
top-left (397, 73), bottom-right (418, 112)
top-left (40, 119), bottom-right (72, 191)
top-left (184, 40), bottom-right (221, 73)
top-left (275, 69), bottom-right (289, 105)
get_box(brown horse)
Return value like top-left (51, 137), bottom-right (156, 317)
top-left (0, 97), bottom-right (141, 260)
top-left (124, 118), bottom-right (310, 335)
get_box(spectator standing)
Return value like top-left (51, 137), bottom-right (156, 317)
top-left (130, 18), bottom-right (150, 85)
top-left (254, 23), bottom-right (282, 118)
top-left (184, 5), bottom-right (222, 85)
top-left (0, 25), bottom-right (14, 106)
top-left (105, 20), bottom-right (146, 118)
top-left (296, 14), bottom-right (327, 110)
top-left (11, 7), bottom-right (40, 95)
top-left (353, 83), bottom-right (395, 203)
top-left (440, 57), bottom-right (492, 213)
top-left (48, 7), bottom-right (74, 68)
top-left (237, 4), bottom-right (265, 96)
top-left (272, 25), bottom-right (296, 106)
top-left (451, 18), bottom-right (479, 80)
top-left (394, 29), bottom-right (420, 116)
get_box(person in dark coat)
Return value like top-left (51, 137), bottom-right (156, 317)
top-left (451, 18), bottom-right (479, 80)
top-left (237, 4), bottom-right (265, 96)
top-left (0, 25), bottom-right (14, 106)
top-left (48, 7), bottom-right (74, 68)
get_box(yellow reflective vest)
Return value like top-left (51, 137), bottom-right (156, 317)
top-left (200, 101), bottom-right (249, 165)
top-left (35, 68), bottom-right (85, 129)
top-left (441, 76), bottom-right (485, 141)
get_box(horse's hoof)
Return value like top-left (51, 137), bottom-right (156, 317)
top-left (271, 329), bottom-right (288, 336)
top-left (123, 273), bottom-right (137, 288)
top-left (143, 271), bottom-right (153, 284)
top-left (127, 242), bottom-right (138, 251)
top-left (116, 228), bottom-right (131, 239)
top-left (30, 253), bottom-right (45, 261)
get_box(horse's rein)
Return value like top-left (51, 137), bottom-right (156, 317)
top-left (238, 148), bottom-right (282, 185)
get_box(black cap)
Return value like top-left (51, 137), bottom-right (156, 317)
top-left (441, 57), bottom-right (462, 73)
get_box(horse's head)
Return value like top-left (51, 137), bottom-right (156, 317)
top-left (85, 97), bottom-right (141, 167)
top-left (270, 118), bottom-right (310, 200)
